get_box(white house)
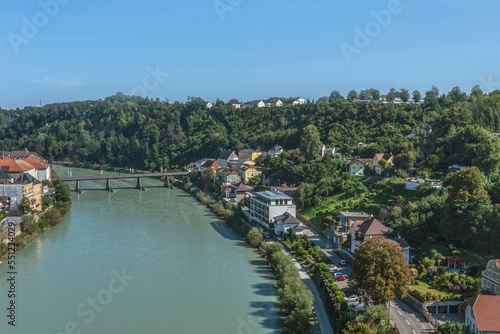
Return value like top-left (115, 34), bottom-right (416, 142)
top-left (267, 145), bottom-right (283, 158)
top-left (464, 295), bottom-right (500, 334)
top-left (265, 98), bottom-right (283, 107)
top-left (482, 259), bottom-right (500, 295)
top-left (206, 102), bottom-right (213, 109)
top-left (247, 190), bottom-right (296, 230)
top-left (273, 212), bottom-right (302, 236)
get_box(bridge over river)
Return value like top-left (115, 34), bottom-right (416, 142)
top-left (61, 171), bottom-right (189, 192)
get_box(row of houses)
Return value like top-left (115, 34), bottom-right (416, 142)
top-left (206, 97), bottom-right (308, 109)
top-left (0, 150), bottom-right (52, 216)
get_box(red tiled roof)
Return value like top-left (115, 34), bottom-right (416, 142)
top-left (466, 295), bottom-right (500, 332)
top-left (349, 158), bottom-right (373, 165)
top-left (201, 159), bottom-right (220, 169)
top-left (24, 154), bottom-right (50, 169)
top-left (355, 217), bottom-right (390, 239)
top-left (0, 157), bottom-right (35, 173)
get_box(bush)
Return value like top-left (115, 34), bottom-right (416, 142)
top-left (246, 227), bottom-right (264, 248)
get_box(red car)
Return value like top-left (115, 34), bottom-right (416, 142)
top-left (335, 274), bottom-right (347, 281)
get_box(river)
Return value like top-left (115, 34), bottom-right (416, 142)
top-left (0, 167), bottom-right (280, 333)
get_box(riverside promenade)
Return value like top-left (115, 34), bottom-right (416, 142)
top-left (283, 248), bottom-right (335, 334)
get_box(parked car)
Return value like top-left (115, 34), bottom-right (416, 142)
top-left (348, 302), bottom-right (365, 311)
top-left (339, 259), bottom-right (347, 266)
top-left (334, 272), bottom-right (348, 279)
top-left (344, 295), bottom-right (358, 302)
top-left (329, 264), bottom-right (338, 272)
top-left (335, 274), bottom-right (347, 281)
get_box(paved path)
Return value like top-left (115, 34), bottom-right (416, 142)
top-left (284, 250), bottom-right (335, 334)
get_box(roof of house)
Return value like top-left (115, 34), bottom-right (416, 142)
top-left (273, 212), bottom-right (301, 225)
top-left (355, 217), bottom-right (390, 240)
top-left (349, 158), bottom-right (373, 165)
top-left (201, 159), bottom-right (220, 169)
top-left (187, 162), bottom-right (195, 168)
top-left (16, 172), bottom-right (41, 185)
top-left (234, 183), bottom-right (253, 193)
top-left (465, 295), bottom-right (500, 332)
top-left (340, 211), bottom-right (371, 218)
top-left (242, 165), bottom-right (261, 171)
top-left (218, 150), bottom-right (236, 160)
top-left (1, 150), bottom-right (42, 159)
top-left (256, 190), bottom-right (292, 201)
top-left (0, 157), bottom-right (36, 173)
top-left (390, 237), bottom-right (410, 249)
top-left (374, 153), bottom-right (393, 161)
top-left (227, 99), bottom-right (240, 105)
top-left (446, 255), bottom-right (468, 263)
top-left (0, 171), bottom-right (14, 183)
top-left (266, 98), bottom-right (282, 104)
top-left (221, 169), bottom-right (239, 175)
top-left (24, 154), bottom-right (50, 169)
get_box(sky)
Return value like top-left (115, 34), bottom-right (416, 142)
top-left (1, 0), bottom-right (500, 109)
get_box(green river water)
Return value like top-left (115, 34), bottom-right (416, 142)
top-left (0, 167), bottom-right (280, 334)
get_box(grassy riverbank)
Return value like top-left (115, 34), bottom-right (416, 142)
top-left (0, 179), bottom-right (72, 262)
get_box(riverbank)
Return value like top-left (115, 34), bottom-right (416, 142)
top-left (173, 179), bottom-right (251, 237)
top-left (0, 179), bottom-right (72, 262)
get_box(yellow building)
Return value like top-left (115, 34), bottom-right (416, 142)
top-left (242, 166), bottom-right (262, 184)
top-left (238, 149), bottom-right (262, 162)
top-left (19, 173), bottom-right (43, 212)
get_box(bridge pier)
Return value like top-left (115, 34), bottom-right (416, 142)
top-left (106, 178), bottom-right (113, 192)
top-left (164, 176), bottom-right (172, 189)
top-left (136, 177), bottom-right (143, 190)
top-left (75, 180), bottom-right (81, 193)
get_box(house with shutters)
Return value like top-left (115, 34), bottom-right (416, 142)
top-left (482, 259), bottom-right (500, 295)
top-left (217, 150), bottom-right (238, 168)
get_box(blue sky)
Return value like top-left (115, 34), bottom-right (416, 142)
top-left (1, 0), bottom-right (499, 108)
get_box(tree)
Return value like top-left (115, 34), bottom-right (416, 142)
top-left (400, 88), bottom-right (410, 103)
top-left (448, 86), bottom-right (467, 103)
top-left (438, 321), bottom-right (469, 334)
top-left (299, 125), bottom-right (321, 160)
top-left (386, 88), bottom-right (396, 103)
top-left (470, 84), bottom-right (483, 98)
top-left (329, 91), bottom-right (344, 101)
top-left (349, 238), bottom-right (410, 305)
top-left (412, 90), bottom-right (421, 103)
top-left (442, 167), bottom-right (492, 247)
top-left (353, 305), bottom-right (397, 334)
top-left (246, 227), bottom-right (264, 247)
top-left (248, 174), bottom-right (262, 186)
top-left (371, 89), bottom-right (381, 102)
top-left (342, 322), bottom-right (376, 334)
top-left (347, 90), bottom-right (358, 101)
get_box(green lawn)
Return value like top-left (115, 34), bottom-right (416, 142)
top-left (301, 178), bottom-right (399, 230)
top-left (408, 277), bottom-right (455, 301)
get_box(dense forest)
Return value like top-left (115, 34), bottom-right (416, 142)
top-left (1, 87), bottom-right (499, 174)
top-left (1, 87), bottom-right (500, 253)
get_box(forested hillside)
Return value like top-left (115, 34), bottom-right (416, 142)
top-left (1, 88), bottom-right (500, 175)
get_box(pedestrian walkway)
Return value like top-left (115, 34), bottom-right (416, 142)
top-left (283, 249), bottom-right (335, 334)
